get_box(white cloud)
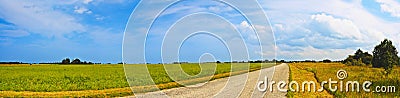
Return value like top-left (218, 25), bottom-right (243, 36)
top-left (278, 45), bottom-right (353, 61)
top-left (240, 21), bottom-right (250, 28)
top-left (83, 0), bottom-right (93, 4)
top-left (261, 0), bottom-right (400, 60)
top-left (96, 16), bottom-right (105, 21)
top-left (0, 29), bottom-right (30, 37)
top-left (0, 1), bottom-right (85, 38)
top-left (376, 0), bottom-right (400, 18)
top-left (273, 24), bottom-right (284, 31)
top-left (207, 5), bottom-right (233, 13)
top-left (311, 13), bottom-right (363, 40)
top-left (74, 6), bottom-right (92, 14)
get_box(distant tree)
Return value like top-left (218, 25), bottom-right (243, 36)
top-left (216, 61), bottom-right (221, 63)
top-left (118, 62), bottom-right (126, 64)
top-left (322, 59), bottom-right (332, 63)
top-left (372, 39), bottom-right (399, 75)
top-left (62, 58), bottom-right (70, 64)
top-left (71, 58), bottom-right (81, 64)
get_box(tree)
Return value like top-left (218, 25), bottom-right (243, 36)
top-left (322, 59), bottom-right (332, 63)
top-left (362, 52), bottom-right (373, 65)
top-left (372, 39), bottom-right (399, 75)
top-left (354, 49), bottom-right (364, 60)
top-left (343, 49), bottom-right (372, 66)
top-left (71, 58), bottom-right (81, 64)
top-left (62, 58), bottom-right (70, 64)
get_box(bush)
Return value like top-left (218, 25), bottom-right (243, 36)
top-left (343, 49), bottom-right (372, 66)
top-left (344, 58), bottom-right (366, 66)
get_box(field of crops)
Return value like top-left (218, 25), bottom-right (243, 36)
top-left (0, 64), bottom-right (128, 92)
top-left (288, 63), bottom-right (400, 97)
top-left (0, 63), bottom-right (275, 97)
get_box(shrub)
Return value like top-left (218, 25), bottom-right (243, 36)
top-left (343, 49), bottom-right (372, 66)
top-left (344, 58), bottom-right (365, 66)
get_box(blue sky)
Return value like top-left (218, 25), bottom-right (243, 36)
top-left (1, 0), bottom-right (400, 63)
top-left (0, 0), bottom-right (138, 63)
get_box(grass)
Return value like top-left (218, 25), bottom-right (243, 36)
top-left (288, 63), bottom-right (333, 97)
top-left (0, 63), bottom-right (275, 97)
top-left (288, 63), bottom-right (400, 97)
top-left (0, 64), bottom-right (128, 92)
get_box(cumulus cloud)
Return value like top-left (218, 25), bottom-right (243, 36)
top-left (262, 0), bottom-right (400, 60)
top-left (311, 13), bottom-right (363, 40)
top-left (273, 17), bottom-right (353, 50)
top-left (375, 0), bottom-right (400, 18)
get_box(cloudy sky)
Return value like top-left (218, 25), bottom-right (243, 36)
top-left (1, 0), bottom-right (399, 63)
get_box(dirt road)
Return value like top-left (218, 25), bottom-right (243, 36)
top-left (131, 63), bottom-right (289, 98)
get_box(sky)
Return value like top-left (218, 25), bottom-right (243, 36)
top-left (1, 0), bottom-right (400, 63)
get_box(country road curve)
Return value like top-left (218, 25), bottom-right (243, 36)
top-left (127, 63), bottom-right (289, 98)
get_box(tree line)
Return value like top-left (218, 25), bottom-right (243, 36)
top-left (61, 58), bottom-right (95, 64)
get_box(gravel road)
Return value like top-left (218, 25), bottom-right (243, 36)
top-left (130, 63), bottom-right (289, 98)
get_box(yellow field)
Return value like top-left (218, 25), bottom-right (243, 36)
top-left (288, 63), bottom-right (400, 97)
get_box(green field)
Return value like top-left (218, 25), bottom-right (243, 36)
top-left (0, 63), bottom-right (275, 97)
top-left (0, 64), bottom-right (128, 92)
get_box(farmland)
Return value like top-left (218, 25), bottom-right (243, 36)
top-left (288, 63), bottom-right (400, 97)
top-left (0, 63), bottom-right (275, 97)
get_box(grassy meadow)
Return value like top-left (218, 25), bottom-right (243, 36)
top-left (0, 63), bottom-right (275, 97)
top-left (288, 63), bottom-right (400, 97)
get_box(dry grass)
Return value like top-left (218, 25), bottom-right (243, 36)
top-left (288, 63), bottom-right (333, 97)
top-left (289, 63), bottom-right (400, 97)
top-left (0, 87), bottom-right (132, 97)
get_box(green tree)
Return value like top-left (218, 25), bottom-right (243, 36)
top-left (62, 58), bottom-right (70, 64)
top-left (71, 58), bottom-right (81, 64)
top-left (362, 54), bottom-right (373, 65)
top-left (343, 49), bottom-right (372, 66)
top-left (354, 49), bottom-right (364, 60)
top-left (372, 39), bottom-right (399, 75)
